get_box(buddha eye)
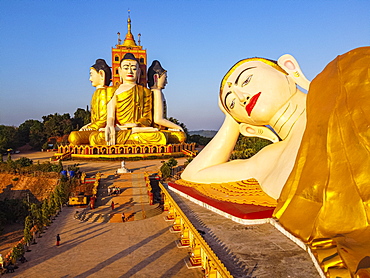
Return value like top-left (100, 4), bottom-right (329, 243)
top-left (230, 99), bottom-right (235, 109)
top-left (242, 75), bottom-right (253, 87)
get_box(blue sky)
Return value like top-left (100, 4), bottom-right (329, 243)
top-left (1, 0), bottom-right (369, 130)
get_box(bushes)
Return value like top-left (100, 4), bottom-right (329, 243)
top-left (21, 178), bottom-right (76, 245)
top-left (160, 163), bottom-right (171, 179)
top-left (184, 157), bottom-right (193, 167)
top-left (167, 157), bottom-right (178, 168)
top-left (230, 135), bottom-right (272, 160)
top-left (160, 158), bottom-right (178, 179)
top-left (23, 216), bottom-right (33, 244)
top-left (0, 157), bottom-right (64, 174)
top-left (16, 157), bottom-right (33, 167)
top-left (11, 242), bottom-right (25, 262)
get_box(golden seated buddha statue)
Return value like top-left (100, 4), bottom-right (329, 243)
top-left (88, 53), bottom-right (170, 146)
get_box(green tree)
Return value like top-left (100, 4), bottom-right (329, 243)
top-left (72, 107), bottom-right (91, 130)
top-left (230, 135), bottom-right (272, 160)
top-left (41, 199), bottom-right (51, 226)
top-left (15, 157), bottom-right (33, 167)
top-left (29, 120), bottom-right (45, 149)
top-left (168, 117), bottom-right (190, 141)
top-left (11, 243), bottom-right (24, 262)
top-left (167, 157), bottom-right (178, 168)
top-left (48, 192), bottom-right (58, 215)
top-left (160, 162), bottom-right (171, 179)
top-left (6, 153), bottom-right (16, 173)
top-left (23, 215), bottom-right (33, 244)
top-left (54, 184), bottom-right (63, 209)
top-left (184, 157), bottom-right (193, 167)
top-left (43, 113), bottom-right (73, 138)
top-left (160, 158), bottom-right (178, 179)
top-left (56, 160), bottom-right (63, 173)
top-left (30, 203), bottom-right (43, 231)
top-left (188, 134), bottom-right (212, 146)
top-left (0, 125), bottom-right (19, 153)
top-left (17, 119), bottom-right (44, 148)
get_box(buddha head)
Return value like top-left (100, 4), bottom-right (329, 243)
top-left (119, 53), bottom-right (140, 84)
top-left (219, 55), bottom-right (309, 126)
top-left (147, 60), bottom-right (167, 89)
top-left (90, 59), bottom-right (112, 87)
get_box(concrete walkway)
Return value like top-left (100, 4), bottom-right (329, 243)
top-left (78, 172), bottom-right (160, 223)
top-left (5, 157), bottom-right (202, 277)
top-left (7, 172), bottom-right (203, 277)
top-left (3, 153), bottom-right (320, 277)
top-left (7, 208), bottom-right (203, 278)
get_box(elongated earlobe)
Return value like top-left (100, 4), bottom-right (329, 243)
top-left (137, 68), bottom-right (141, 83)
top-left (239, 123), bottom-right (279, 143)
top-left (154, 74), bottom-right (159, 87)
top-left (118, 67), bottom-right (122, 83)
top-left (99, 70), bottom-right (105, 83)
top-left (278, 54), bottom-right (310, 91)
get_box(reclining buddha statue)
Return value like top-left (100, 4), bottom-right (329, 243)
top-left (181, 47), bottom-right (370, 277)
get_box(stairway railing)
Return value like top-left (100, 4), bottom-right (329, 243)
top-left (158, 182), bottom-right (233, 278)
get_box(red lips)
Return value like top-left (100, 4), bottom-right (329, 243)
top-left (245, 92), bottom-right (261, 116)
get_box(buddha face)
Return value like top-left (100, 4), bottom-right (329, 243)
top-left (119, 59), bottom-right (139, 84)
top-left (221, 61), bottom-right (295, 125)
top-left (89, 68), bottom-right (104, 87)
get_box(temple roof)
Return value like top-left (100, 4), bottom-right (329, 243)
top-left (122, 16), bottom-right (137, 48)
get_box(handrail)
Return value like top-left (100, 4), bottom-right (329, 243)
top-left (158, 181), bottom-right (233, 278)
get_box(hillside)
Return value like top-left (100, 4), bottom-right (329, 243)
top-left (0, 173), bottom-right (59, 202)
top-left (189, 130), bottom-right (217, 138)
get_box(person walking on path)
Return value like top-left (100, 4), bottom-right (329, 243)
top-left (121, 212), bottom-right (125, 222)
top-left (56, 234), bottom-right (61, 246)
top-left (111, 201), bottom-right (115, 210)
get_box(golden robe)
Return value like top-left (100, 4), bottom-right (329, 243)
top-left (90, 84), bottom-right (167, 145)
top-left (68, 86), bottom-right (115, 145)
top-left (115, 84), bottom-right (152, 127)
top-left (274, 47), bottom-right (370, 275)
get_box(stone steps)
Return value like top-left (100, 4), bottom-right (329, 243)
top-left (75, 203), bottom-right (163, 223)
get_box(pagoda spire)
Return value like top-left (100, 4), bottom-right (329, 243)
top-left (112, 10), bottom-right (146, 86)
top-left (122, 11), bottom-right (137, 48)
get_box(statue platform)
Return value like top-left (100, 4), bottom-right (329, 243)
top-left (168, 182), bottom-right (275, 223)
top-left (56, 142), bottom-right (196, 160)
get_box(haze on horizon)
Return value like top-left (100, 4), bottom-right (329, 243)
top-left (1, 0), bottom-right (369, 131)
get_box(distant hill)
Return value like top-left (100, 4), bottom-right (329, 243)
top-left (189, 130), bottom-right (217, 138)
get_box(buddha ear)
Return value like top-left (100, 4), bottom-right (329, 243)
top-left (136, 67), bottom-right (141, 83)
top-left (98, 69), bottom-right (105, 80)
top-left (118, 67), bottom-right (123, 83)
top-left (278, 54), bottom-right (310, 91)
top-left (239, 123), bottom-right (280, 143)
top-left (154, 74), bottom-right (159, 85)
